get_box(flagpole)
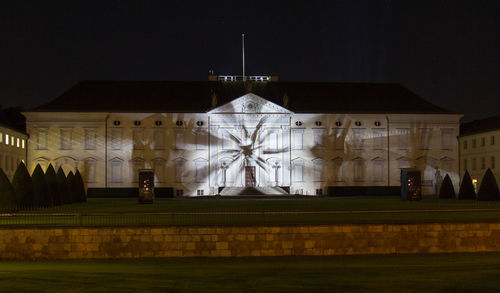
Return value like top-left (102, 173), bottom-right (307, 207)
top-left (242, 33), bottom-right (246, 81)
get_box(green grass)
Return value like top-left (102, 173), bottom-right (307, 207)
top-left (1, 253), bottom-right (500, 292)
top-left (2, 197), bottom-right (500, 226)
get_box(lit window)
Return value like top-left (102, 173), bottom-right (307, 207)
top-left (4, 134), bottom-right (8, 145)
top-left (0, 133), bottom-right (2, 143)
top-left (21, 139), bottom-right (25, 149)
top-left (16, 138), bottom-right (20, 148)
top-left (11, 136), bottom-right (14, 146)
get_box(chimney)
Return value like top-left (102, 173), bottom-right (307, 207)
top-left (283, 93), bottom-right (289, 108)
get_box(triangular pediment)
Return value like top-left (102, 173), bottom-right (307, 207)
top-left (208, 93), bottom-right (293, 114)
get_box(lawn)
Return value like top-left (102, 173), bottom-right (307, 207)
top-left (1, 253), bottom-right (500, 292)
top-left (2, 197), bottom-right (500, 226)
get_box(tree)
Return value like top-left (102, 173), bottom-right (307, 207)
top-left (67, 171), bottom-right (76, 203)
top-left (477, 168), bottom-right (500, 201)
top-left (45, 164), bottom-right (62, 206)
top-left (439, 174), bottom-right (456, 199)
top-left (32, 164), bottom-right (53, 207)
top-left (74, 170), bottom-right (87, 202)
top-left (11, 162), bottom-right (35, 207)
top-left (0, 168), bottom-right (16, 210)
top-left (458, 170), bottom-right (476, 200)
top-left (56, 167), bottom-right (71, 204)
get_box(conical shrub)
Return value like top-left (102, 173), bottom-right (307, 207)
top-left (67, 171), bottom-right (76, 203)
top-left (11, 162), bottom-right (35, 207)
top-left (477, 168), bottom-right (500, 201)
top-left (32, 164), bottom-right (53, 207)
top-left (439, 174), bottom-right (456, 199)
top-left (74, 170), bottom-right (86, 202)
top-left (458, 170), bottom-right (476, 200)
top-left (45, 164), bottom-right (62, 206)
top-left (56, 167), bottom-right (71, 205)
top-left (0, 168), bottom-right (16, 210)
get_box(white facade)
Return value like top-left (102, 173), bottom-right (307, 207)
top-left (24, 93), bottom-right (461, 196)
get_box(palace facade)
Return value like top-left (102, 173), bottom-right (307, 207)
top-left (24, 78), bottom-right (462, 196)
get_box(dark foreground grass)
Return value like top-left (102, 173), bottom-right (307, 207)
top-left (1, 253), bottom-right (500, 292)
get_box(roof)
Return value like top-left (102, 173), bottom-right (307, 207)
top-left (33, 80), bottom-right (456, 114)
top-left (460, 115), bottom-right (500, 136)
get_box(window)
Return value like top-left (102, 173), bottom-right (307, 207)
top-left (419, 128), bottom-right (432, 149)
top-left (492, 156), bottom-right (496, 169)
top-left (333, 128), bottom-right (346, 150)
top-left (398, 157), bottom-right (410, 169)
top-left (472, 139), bottom-right (477, 148)
top-left (175, 130), bottom-right (185, 150)
top-left (221, 129), bottom-right (235, 150)
top-left (176, 189), bottom-right (184, 196)
top-left (10, 136), bottom-right (14, 146)
top-left (131, 158), bottom-right (145, 182)
top-left (397, 128), bottom-right (409, 150)
top-left (152, 158), bottom-right (166, 183)
top-left (355, 121), bottom-right (362, 126)
top-left (472, 158), bottom-right (477, 170)
top-left (0, 132), bottom-right (2, 143)
top-left (36, 129), bottom-right (48, 150)
top-left (110, 128), bottom-right (122, 150)
top-left (60, 128), bottom-right (72, 150)
top-left (353, 158), bottom-right (365, 182)
top-left (83, 158), bottom-right (96, 183)
top-left (174, 158), bottom-right (186, 183)
top-left (351, 129), bottom-right (364, 150)
top-left (195, 129), bottom-right (208, 150)
top-left (84, 128), bottom-right (97, 150)
top-left (153, 128), bottom-right (165, 150)
top-left (372, 129), bottom-right (385, 150)
top-left (315, 189), bottom-right (323, 196)
top-left (333, 158), bottom-right (344, 182)
top-left (372, 158), bottom-right (384, 182)
top-left (441, 129), bottom-right (453, 150)
top-left (464, 159), bottom-right (468, 171)
top-left (110, 158), bottom-right (123, 183)
top-left (267, 129), bottom-right (279, 150)
top-left (295, 121), bottom-right (303, 126)
top-left (492, 136), bottom-right (495, 145)
top-left (292, 159), bottom-right (304, 182)
top-left (197, 189), bottom-right (204, 196)
top-left (463, 140), bottom-right (468, 150)
top-left (132, 129), bottom-right (144, 150)
top-left (441, 157), bottom-right (453, 172)
top-left (5, 134), bottom-right (8, 145)
top-left (16, 138), bottom-right (20, 148)
top-left (312, 158), bottom-right (325, 182)
top-left (292, 129), bottom-right (304, 150)
top-left (21, 139), bottom-right (25, 149)
top-left (481, 137), bottom-right (486, 147)
top-left (313, 129), bottom-right (325, 148)
top-left (481, 157), bottom-right (486, 170)
top-left (194, 158), bottom-right (208, 183)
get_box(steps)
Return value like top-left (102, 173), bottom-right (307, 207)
top-left (219, 186), bottom-right (289, 196)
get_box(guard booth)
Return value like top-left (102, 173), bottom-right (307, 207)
top-left (400, 168), bottom-right (422, 201)
top-left (138, 169), bottom-right (155, 203)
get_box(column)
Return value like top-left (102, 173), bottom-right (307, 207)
top-left (209, 125), bottom-right (219, 193)
top-left (282, 124), bottom-right (291, 186)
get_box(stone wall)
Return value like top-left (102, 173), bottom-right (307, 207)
top-left (2, 223), bottom-right (500, 260)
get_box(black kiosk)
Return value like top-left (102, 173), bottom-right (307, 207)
top-left (139, 169), bottom-right (155, 203)
top-left (400, 168), bottom-right (422, 201)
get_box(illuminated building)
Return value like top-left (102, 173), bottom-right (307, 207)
top-left (0, 124), bottom-right (28, 180)
top-left (460, 115), bottom-right (500, 188)
top-left (24, 77), bottom-right (461, 196)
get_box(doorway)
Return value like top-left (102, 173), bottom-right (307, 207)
top-left (245, 166), bottom-right (256, 187)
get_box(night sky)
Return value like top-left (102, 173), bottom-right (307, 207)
top-left (1, 0), bottom-right (498, 122)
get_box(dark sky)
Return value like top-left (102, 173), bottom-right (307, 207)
top-left (0, 0), bottom-right (498, 122)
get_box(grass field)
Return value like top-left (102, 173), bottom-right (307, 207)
top-left (1, 253), bottom-right (500, 292)
top-left (2, 197), bottom-right (500, 226)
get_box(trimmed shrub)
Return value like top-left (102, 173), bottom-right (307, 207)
top-left (477, 168), bottom-right (500, 201)
top-left (32, 164), bottom-right (53, 207)
top-left (458, 170), bottom-right (476, 200)
top-left (67, 171), bottom-right (77, 203)
top-left (74, 170), bottom-right (86, 202)
top-left (11, 162), bottom-right (35, 207)
top-left (56, 167), bottom-right (71, 204)
top-left (45, 164), bottom-right (62, 206)
top-left (439, 174), bottom-right (456, 199)
top-left (0, 168), bottom-right (16, 210)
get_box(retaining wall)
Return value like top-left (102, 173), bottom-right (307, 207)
top-left (2, 223), bottom-right (500, 260)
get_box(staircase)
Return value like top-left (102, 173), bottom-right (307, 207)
top-left (219, 186), bottom-right (289, 196)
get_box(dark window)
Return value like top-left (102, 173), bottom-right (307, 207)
top-left (481, 137), bottom-right (486, 146)
top-left (176, 189), bottom-right (184, 196)
top-left (492, 136), bottom-right (495, 145)
top-left (196, 121), bottom-right (204, 126)
top-left (176, 120), bottom-right (183, 126)
top-left (335, 121), bottom-right (342, 127)
top-left (155, 120), bottom-right (162, 126)
top-left (295, 121), bottom-right (303, 126)
top-left (472, 139), bottom-right (476, 148)
top-left (463, 140), bottom-right (468, 150)
top-left (315, 189), bottom-right (323, 195)
top-left (374, 121), bottom-right (381, 126)
top-left (134, 120), bottom-right (141, 126)
top-left (197, 189), bottom-right (204, 195)
top-left (315, 121), bottom-right (322, 126)
top-left (355, 121), bottom-right (362, 126)
top-left (113, 120), bottom-right (120, 126)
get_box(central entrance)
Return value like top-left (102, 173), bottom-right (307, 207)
top-left (245, 166), bottom-right (256, 187)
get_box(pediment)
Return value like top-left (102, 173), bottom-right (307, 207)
top-left (208, 93), bottom-right (293, 114)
